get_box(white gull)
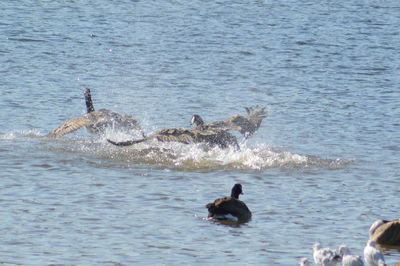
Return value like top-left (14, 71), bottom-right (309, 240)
top-left (338, 245), bottom-right (364, 266)
top-left (313, 242), bottom-right (341, 266)
top-left (363, 240), bottom-right (387, 266)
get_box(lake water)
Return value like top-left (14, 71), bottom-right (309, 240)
top-left (1, 0), bottom-right (399, 265)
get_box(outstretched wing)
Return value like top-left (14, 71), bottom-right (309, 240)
top-left (97, 109), bottom-right (141, 129)
top-left (208, 106), bottom-right (267, 136)
top-left (192, 128), bottom-right (239, 149)
top-left (244, 106), bottom-right (267, 132)
top-left (47, 116), bottom-right (92, 138)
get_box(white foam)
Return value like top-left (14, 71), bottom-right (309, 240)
top-left (7, 128), bottom-right (350, 171)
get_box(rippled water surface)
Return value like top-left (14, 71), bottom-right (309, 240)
top-left (1, 1), bottom-right (400, 265)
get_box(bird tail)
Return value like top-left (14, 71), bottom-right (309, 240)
top-left (84, 88), bottom-right (95, 113)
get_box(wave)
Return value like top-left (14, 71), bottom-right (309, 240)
top-left (0, 129), bottom-right (44, 140)
top-left (0, 130), bottom-right (352, 171)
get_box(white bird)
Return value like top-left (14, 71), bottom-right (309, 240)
top-left (369, 220), bottom-right (387, 237)
top-left (313, 242), bottom-right (342, 266)
top-left (363, 240), bottom-right (387, 266)
top-left (299, 257), bottom-right (310, 266)
top-left (338, 245), bottom-right (364, 266)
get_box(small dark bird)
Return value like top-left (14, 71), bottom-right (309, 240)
top-left (206, 183), bottom-right (252, 223)
top-left (48, 88), bottom-right (143, 138)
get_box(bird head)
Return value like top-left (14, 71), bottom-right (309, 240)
top-left (231, 183), bottom-right (243, 199)
top-left (191, 114), bottom-right (204, 127)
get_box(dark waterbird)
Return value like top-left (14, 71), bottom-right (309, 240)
top-left (205, 183), bottom-right (252, 224)
top-left (107, 115), bottom-right (240, 150)
top-left (48, 88), bottom-right (144, 138)
top-left (369, 219), bottom-right (400, 246)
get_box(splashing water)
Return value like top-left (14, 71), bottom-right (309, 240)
top-left (0, 128), bottom-right (350, 171)
top-left (1, 129), bottom-right (351, 171)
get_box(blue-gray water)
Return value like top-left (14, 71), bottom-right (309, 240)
top-left (1, 1), bottom-right (399, 265)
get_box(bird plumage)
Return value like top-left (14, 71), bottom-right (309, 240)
top-left (207, 106), bottom-right (267, 137)
top-left (108, 116), bottom-right (240, 149)
top-left (48, 88), bottom-right (143, 138)
top-left (313, 243), bottom-right (341, 266)
top-left (205, 184), bottom-right (252, 223)
top-left (338, 245), bottom-right (364, 266)
top-left (364, 240), bottom-right (387, 266)
top-left (369, 219), bottom-right (400, 245)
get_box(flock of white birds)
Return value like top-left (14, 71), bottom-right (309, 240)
top-left (299, 219), bottom-right (400, 266)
